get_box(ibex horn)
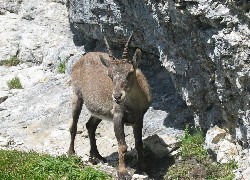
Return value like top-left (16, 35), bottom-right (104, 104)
top-left (104, 36), bottom-right (114, 59)
top-left (122, 32), bottom-right (134, 59)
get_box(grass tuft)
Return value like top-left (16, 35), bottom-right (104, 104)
top-left (7, 76), bottom-right (23, 89)
top-left (57, 58), bottom-right (69, 74)
top-left (0, 56), bottom-right (20, 66)
top-left (180, 126), bottom-right (207, 161)
top-left (0, 150), bottom-right (111, 179)
top-left (165, 126), bottom-right (237, 180)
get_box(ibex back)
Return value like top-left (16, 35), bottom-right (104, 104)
top-left (68, 33), bottom-right (152, 179)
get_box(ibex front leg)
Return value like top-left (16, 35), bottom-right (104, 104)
top-left (67, 92), bottom-right (83, 155)
top-left (133, 118), bottom-right (147, 174)
top-left (113, 105), bottom-right (130, 179)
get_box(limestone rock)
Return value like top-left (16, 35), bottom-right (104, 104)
top-left (0, 136), bottom-right (10, 147)
top-left (0, 0), bottom-right (83, 69)
top-left (205, 125), bottom-right (227, 150)
top-left (0, 0), bottom-right (21, 14)
top-left (216, 139), bottom-right (238, 163)
top-left (0, 96), bottom-right (8, 104)
top-left (132, 174), bottom-right (150, 180)
top-left (205, 126), bottom-right (238, 163)
top-left (242, 167), bottom-right (250, 180)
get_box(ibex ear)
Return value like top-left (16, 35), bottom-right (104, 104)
top-left (99, 55), bottom-right (110, 68)
top-left (132, 48), bottom-right (141, 68)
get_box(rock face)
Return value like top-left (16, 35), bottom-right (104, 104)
top-left (0, 0), bottom-right (82, 68)
top-left (67, 0), bottom-right (250, 173)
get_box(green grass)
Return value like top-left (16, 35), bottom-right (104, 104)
top-left (180, 127), bottom-right (207, 161)
top-left (7, 76), bottom-right (23, 89)
top-left (0, 56), bottom-right (20, 66)
top-left (0, 150), bottom-right (111, 180)
top-left (57, 58), bottom-right (69, 74)
top-left (165, 126), bottom-right (237, 180)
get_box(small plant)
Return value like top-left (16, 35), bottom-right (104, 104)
top-left (7, 76), bottom-right (23, 89)
top-left (165, 126), bottom-right (238, 180)
top-left (57, 58), bottom-right (69, 74)
top-left (0, 56), bottom-right (20, 66)
top-left (81, 166), bottom-right (112, 180)
top-left (180, 126), bottom-right (207, 161)
top-left (0, 150), bottom-right (111, 179)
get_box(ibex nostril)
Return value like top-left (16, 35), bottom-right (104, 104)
top-left (114, 93), bottom-right (122, 101)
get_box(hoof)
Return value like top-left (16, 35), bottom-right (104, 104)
top-left (89, 156), bottom-right (107, 165)
top-left (118, 171), bottom-right (132, 180)
top-left (67, 149), bottom-right (75, 156)
top-left (90, 152), bottom-right (107, 163)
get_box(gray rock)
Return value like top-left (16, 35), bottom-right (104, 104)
top-left (0, 0), bottom-right (82, 69)
top-left (132, 173), bottom-right (150, 180)
top-left (0, 96), bottom-right (8, 104)
top-left (0, 136), bottom-right (10, 147)
top-left (241, 167), bottom-right (250, 180)
top-left (143, 134), bottom-right (181, 158)
top-left (0, 0), bottom-right (22, 14)
top-left (205, 125), bottom-right (227, 149)
top-left (216, 139), bottom-right (238, 163)
top-left (205, 126), bottom-right (238, 163)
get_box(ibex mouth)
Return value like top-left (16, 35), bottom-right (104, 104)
top-left (114, 99), bottom-right (122, 104)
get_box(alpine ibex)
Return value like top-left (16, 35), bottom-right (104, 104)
top-left (67, 32), bottom-right (152, 179)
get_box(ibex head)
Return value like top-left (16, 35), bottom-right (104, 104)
top-left (100, 32), bottom-right (141, 104)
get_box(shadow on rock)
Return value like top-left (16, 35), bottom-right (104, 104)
top-left (105, 134), bottom-right (177, 179)
top-left (140, 52), bottom-right (195, 131)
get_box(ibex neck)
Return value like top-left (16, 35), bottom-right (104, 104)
top-left (125, 69), bottom-right (152, 109)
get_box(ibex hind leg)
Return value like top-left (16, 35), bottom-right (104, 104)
top-left (86, 116), bottom-right (107, 164)
top-left (67, 92), bottom-right (83, 155)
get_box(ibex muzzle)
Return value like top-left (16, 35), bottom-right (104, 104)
top-left (68, 32), bottom-right (152, 179)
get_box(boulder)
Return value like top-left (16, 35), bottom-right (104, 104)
top-left (205, 126), bottom-right (238, 163)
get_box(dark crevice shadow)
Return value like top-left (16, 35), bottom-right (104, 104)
top-left (139, 51), bottom-right (194, 129)
top-left (69, 22), bottom-right (99, 51)
top-left (105, 135), bottom-right (175, 180)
